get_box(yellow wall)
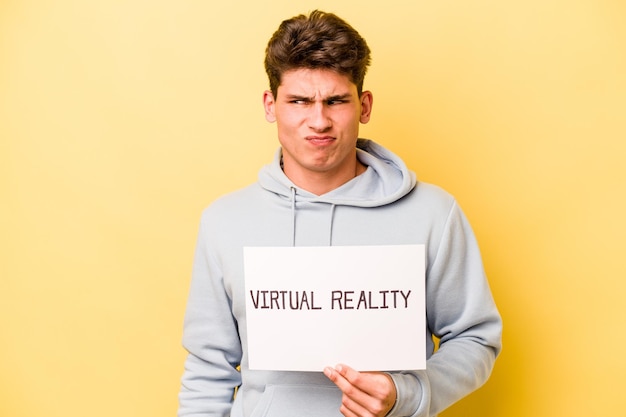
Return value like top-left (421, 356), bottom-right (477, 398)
top-left (1, 1), bottom-right (625, 416)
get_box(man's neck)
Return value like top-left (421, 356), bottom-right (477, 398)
top-left (283, 159), bottom-right (367, 196)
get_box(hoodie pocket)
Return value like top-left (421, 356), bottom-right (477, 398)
top-left (249, 384), bottom-right (343, 417)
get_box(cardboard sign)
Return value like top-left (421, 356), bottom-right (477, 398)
top-left (244, 245), bottom-right (426, 372)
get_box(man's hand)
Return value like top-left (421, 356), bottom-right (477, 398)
top-left (324, 364), bottom-right (397, 417)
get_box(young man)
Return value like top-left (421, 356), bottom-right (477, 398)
top-left (178, 10), bottom-right (502, 417)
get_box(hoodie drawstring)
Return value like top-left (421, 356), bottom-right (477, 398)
top-left (289, 187), bottom-right (336, 247)
top-left (328, 204), bottom-right (336, 246)
top-left (290, 187), bottom-right (296, 247)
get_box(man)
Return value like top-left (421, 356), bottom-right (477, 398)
top-left (179, 10), bottom-right (502, 417)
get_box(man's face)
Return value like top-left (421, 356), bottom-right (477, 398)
top-left (263, 68), bottom-right (372, 185)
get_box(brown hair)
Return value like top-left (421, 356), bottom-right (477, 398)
top-left (264, 10), bottom-right (371, 97)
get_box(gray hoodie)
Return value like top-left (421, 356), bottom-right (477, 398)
top-left (179, 139), bottom-right (502, 417)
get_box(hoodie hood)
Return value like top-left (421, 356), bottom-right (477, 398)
top-left (258, 139), bottom-right (417, 208)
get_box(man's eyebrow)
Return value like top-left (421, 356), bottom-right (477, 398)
top-left (326, 93), bottom-right (353, 101)
top-left (283, 93), bottom-right (353, 101)
top-left (284, 94), bottom-right (314, 101)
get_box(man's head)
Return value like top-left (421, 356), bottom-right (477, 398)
top-left (264, 10), bottom-right (371, 97)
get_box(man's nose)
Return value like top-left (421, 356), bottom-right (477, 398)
top-left (308, 103), bottom-right (332, 131)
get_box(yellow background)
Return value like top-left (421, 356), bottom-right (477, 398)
top-left (2, 1), bottom-right (625, 416)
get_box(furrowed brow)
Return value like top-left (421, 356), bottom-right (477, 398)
top-left (326, 93), bottom-right (352, 102)
top-left (284, 94), bottom-right (314, 102)
top-left (283, 93), bottom-right (353, 102)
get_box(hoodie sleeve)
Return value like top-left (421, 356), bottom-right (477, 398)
top-left (178, 215), bottom-right (242, 417)
top-left (389, 200), bottom-right (502, 417)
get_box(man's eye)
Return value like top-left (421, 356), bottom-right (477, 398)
top-left (328, 100), bottom-right (346, 105)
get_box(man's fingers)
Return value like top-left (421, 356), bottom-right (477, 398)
top-left (334, 364), bottom-right (395, 400)
top-left (324, 365), bottom-right (367, 403)
top-left (324, 364), bottom-right (396, 417)
top-left (324, 364), bottom-right (362, 394)
top-left (324, 366), bottom-right (372, 416)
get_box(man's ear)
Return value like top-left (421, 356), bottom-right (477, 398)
top-left (359, 91), bottom-right (373, 124)
top-left (263, 90), bottom-right (277, 123)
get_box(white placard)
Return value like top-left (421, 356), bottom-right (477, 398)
top-left (244, 245), bottom-right (425, 372)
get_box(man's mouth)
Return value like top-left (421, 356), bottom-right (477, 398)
top-left (306, 135), bottom-right (335, 145)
